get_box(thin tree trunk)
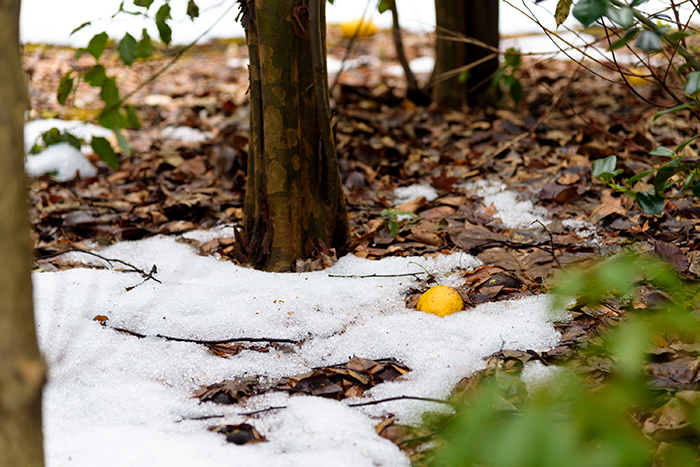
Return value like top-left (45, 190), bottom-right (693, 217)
top-left (432, 0), bottom-right (467, 108)
top-left (431, 0), bottom-right (500, 108)
top-left (0, 0), bottom-right (46, 465)
top-left (464, 0), bottom-right (499, 106)
top-left (238, 0), bottom-right (349, 271)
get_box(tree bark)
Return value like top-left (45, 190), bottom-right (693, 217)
top-left (238, 0), bottom-right (349, 271)
top-left (0, 0), bottom-right (46, 465)
top-left (431, 0), bottom-right (500, 108)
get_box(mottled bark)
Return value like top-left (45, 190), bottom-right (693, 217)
top-left (431, 0), bottom-right (500, 108)
top-left (0, 0), bottom-right (46, 465)
top-left (239, 0), bottom-right (349, 271)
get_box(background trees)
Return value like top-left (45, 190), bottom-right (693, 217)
top-left (432, 0), bottom-right (500, 108)
top-left (0, 0), bottom-right (46, 465)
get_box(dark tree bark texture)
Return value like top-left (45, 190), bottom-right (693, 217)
top-left (0, 0), bottom-right (46, 465)
top-left (432, 0), bottom-right (500, 108)
top-left (237, 0), bottom-right (349, 271)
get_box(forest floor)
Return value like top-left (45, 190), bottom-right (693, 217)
top-left (23, 28), bottom-right (700, 463)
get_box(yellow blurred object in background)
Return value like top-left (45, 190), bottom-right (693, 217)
top-left (626, 67), bottom-right (651, 87)
top-left (339, 18), bottom-right (378, 38)
top-left (416, 285), bottom-right (464, 317)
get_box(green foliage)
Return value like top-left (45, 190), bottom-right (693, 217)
top-left (90, 136), bottom-right (119, 169)
top-left (117, 33), bottom-right (138, 65)
top-left (29, 127), bottom-right (82, 155)
top-left (380, 208), bottom-right (418, 238)
top-left (435, 253), bottom-right (700, 467)
top-left (592, 146), bottom-right (700, 215)
top-left (155, 3), bottom-right (173, 45)
top-left (492, 48), bottom-right (523, 106)
top-left (554, 0), bottom-right (700, 214)
top-left (49, 0), bottom-right (186, 170)
top-left (86, 31), bottom-right (108, 60)
top-left (57, 71), bottom-right (75, 105)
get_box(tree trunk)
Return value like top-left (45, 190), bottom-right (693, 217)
top-left (0, 0), bottom-right (46, 465)
top-left (237, 0), bottom-right (349, 271)
top-left (432, 0), bottom-right (500, 108)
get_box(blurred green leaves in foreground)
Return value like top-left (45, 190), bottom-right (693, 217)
top-left (432, 252), bottom-right (700, 467)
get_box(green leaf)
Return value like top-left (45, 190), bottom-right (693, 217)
top-left (57, 71), bottom-right (74, 105)
top-left (636, 30), bottom-right (661, 52)
top-left (572, 0), bottom-right (607, 28)
top-left (377, 0), bottom-right (391, 14)
top-left (692, 180), bottom-right (700, 198)
top-left (156, 19), bottom-right (172, 45)
top-left (134, 0), bottom-right (153, 8)
top-left (41, 128), bottom-right (63, 146)
top-left (592, 155), bottom-right (618, 178)
top-left (187, 0), bottom-right (200, 20)
top-left (126, 105), bottom-right (140, 129)
top-left (83, 65), bottom-right (107, 87)
top-left (652, 103), bottom-right (692, 121)
top-left (91, 136), bottom-right (119, 169)
top-left (100, 77), bottom-right (120, 107)
top-left (115, 129), bottom-right (132, 155)
top-left (625, 169), bottom-right (655, 185)
top-left (649, 146), bottom-right (674, 157)
top-left (554, 0), bottom-right (573, 27)
top-left (136, 29), bottom-right (152, 59)
top-left (684, 71), bottom-right (700, 95)
top-left (86, 32), bottom-right (109, 60)
top-left (63, 132), bottom-right (82, 151)
top-left (155, 3), bottom-right (171, 21)
top-left (654, 165), bottom-right (680, 195)
top-left (609, 28), bottom-right (641, 50)
top-left (636, 191), bottom-right (665, 214)
top-left (676, 134), bottom-right (700, 153)
top-left (70, 21), bottom-right (92, 36)
top-left (606, 5), bottom-right (634, 28)
top-left (510, 80), bottom-right (524, 105)
top-left (118, 32), bottom-right (138, 65)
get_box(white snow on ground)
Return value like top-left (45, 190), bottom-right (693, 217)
top-left (162, 125), bottom-right (212, 143)
top-left (462, 180), bottom-right (550, 229)
top-left (24, 119), bottom-right (113, 181)
top-left (393, 184), bottom-right (439, 205)
top-left (35, 236), bottom-right (567, 466)
top-left (25, 143), bottom-right (97, 182)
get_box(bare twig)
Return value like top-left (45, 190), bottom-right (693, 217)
top-left (34, 248), bottom-right (162, 283)
top-left (327, 272), bottom-right (427, 279)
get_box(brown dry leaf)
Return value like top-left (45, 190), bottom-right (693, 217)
top-left (395, 196), bottom-right (426, 213)
top-left (588, 194), bottom-right (628, 224)
top-left (210, 424), bottom-right (266, 445)
top-left (654, 241), bottom-right (689, 273)
top-left (646, 357), bottom-right (700, 390)
top-left (277, 356), bottom-right (410, 400)
top-left (477, 248), bottom-right (522, 272)
top-left (642, 396), bottom-right (696, 440)
top-left (194, 377), bottom-right (260, 404)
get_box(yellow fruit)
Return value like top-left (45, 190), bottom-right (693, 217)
top-left (339, 18), bottom-right (378, 38)
top-left (416, 285), bottom-right (464, 317)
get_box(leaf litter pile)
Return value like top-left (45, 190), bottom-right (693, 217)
top-left (25, 27), bottom-right (700, 464)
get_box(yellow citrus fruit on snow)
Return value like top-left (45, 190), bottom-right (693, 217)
top-left (416, 285), bottom-right (464, 317)
top-left (339, 19), bottom-right (378, 38)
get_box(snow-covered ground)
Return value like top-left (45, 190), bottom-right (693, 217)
top-left (36, 234), bottom-right (566, 467)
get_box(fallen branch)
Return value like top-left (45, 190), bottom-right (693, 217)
top-left (239, 395), bottom-right (463, 417)
top-left (328, 272), bottom-right (427, 279)
top-left (35, 248), bottom-right (162, 284)
top-left (110, 326), bottom-right (298, 345)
